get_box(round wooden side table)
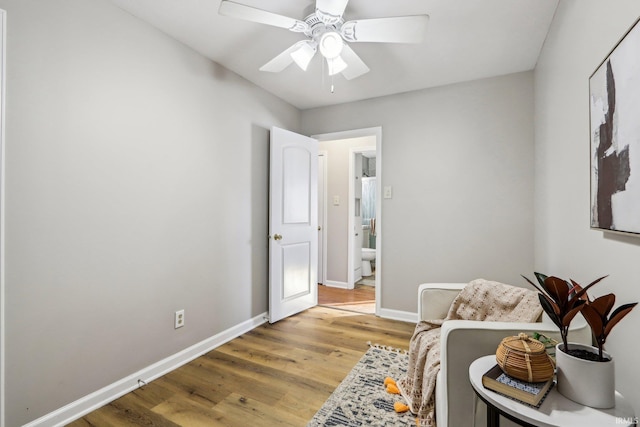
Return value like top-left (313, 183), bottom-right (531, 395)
top-left (469, 355), bottom-right (637, 427)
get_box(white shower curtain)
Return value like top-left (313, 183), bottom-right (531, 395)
top-left (362, 177), bottom-right (376, 226)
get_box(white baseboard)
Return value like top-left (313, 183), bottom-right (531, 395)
top-left (22, 312), bottom-right (268, 427)
top-left (378, 308), bottom-right (418, 323)
top-left (323, 280), bottom-right (349, 289)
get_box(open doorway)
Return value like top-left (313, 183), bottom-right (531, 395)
top-left (313, 127), bottom-right (381, 315)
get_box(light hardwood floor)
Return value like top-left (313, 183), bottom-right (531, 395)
top-left (68, 306), bottom-right (414, 427)
top-left (318, 284), bottom-right (376, 314)
top-left (317, 284), bottom-right (374, 304)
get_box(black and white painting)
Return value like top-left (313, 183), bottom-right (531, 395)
top-left (590, 18), bottom-right (640, 235)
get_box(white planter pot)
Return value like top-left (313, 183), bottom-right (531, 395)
top-left (556, 343), bottom-right (615, 408)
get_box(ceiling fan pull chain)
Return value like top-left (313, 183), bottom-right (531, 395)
top-left (321, 59), bottom-right (335, 94)
top-left (321, 57), bottom-right (326, 89)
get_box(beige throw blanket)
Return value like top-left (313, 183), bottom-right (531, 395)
top-left (397, 279), bottom-right (543, 427)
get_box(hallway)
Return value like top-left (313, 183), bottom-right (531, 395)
top-left (317, 283), bottom-right (375, 314)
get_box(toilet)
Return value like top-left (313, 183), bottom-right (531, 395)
top-left (361, 248), bottom-right (376, 277)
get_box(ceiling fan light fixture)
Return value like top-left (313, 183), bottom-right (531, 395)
top-left (217, 0), bottom-right (430, 82)
top-left (319, 31), bottom-right (344, 59)
top-left (290, 41), bottom-right (317, 71)
top-left (326, 55), bottom-right (348, 76)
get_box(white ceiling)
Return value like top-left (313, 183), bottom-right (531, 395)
top-left (108, 0), bottom-right (559, 110)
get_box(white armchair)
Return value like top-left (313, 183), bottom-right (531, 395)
top-left (418, 283), bottom-right (592, 427)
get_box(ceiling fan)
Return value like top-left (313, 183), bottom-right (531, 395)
top-left (218, 0), bottom-right (429, 80)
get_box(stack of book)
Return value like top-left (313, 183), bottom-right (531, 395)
top-left (482, 364), bottom-right (554, 408)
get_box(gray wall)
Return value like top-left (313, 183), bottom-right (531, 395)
top-left (319, 136), bottom-right (375, 285)
top-left (0, 0), bottom-right (300, 425)
top-left (13, 0), bottom-right (634, 422)
top-left (302, 72), bottom-right (535, 313)
top-left (534, 0), bottom-right (640, 412)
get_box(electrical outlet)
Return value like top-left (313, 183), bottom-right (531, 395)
top-left (174, 309), bottom-right (185, 329)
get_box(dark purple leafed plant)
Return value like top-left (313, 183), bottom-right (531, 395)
top-left (522, 273), bottom-right (604, 352)
top-left (580, 292), bottom-right (637, 362)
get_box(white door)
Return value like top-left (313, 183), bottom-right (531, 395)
top-left (269, 127), bottom-right (318, 323)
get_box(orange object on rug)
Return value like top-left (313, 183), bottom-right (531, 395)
top-left (394, 402), bottom-right (410, 413)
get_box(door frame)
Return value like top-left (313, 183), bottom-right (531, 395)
top-left (317, 151), bottom-right (328, 285)
top-left (0, 9), bottom-right (6, 427)
top-left (312, 127), bottom-right (382, 316)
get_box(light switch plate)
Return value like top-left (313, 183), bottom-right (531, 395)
top-left (383, 186), bottom-right (392, 199)
top-left (333, 195), bottom-right (340, 205)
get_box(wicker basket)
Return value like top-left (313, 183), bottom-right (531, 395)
top-left (495, 333), bottom-right (555, 382)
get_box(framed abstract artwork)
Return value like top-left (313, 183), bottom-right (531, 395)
top-left (590, 17), bottom-right (640, 235)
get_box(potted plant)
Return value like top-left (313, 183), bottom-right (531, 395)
top-left (522, 272), bottom-right (637, 408)
top-left (580, 293), bottom-right (637, 361)
top-left (521, 272), bottom-right (601, 352)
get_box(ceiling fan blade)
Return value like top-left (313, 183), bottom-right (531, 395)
top-left (341, 15), bottom-right (429, 43)
top-left (260, 41), bottom-right (309, 73)
top-left (315, 0), bottom-right (349, 25)
top-left (340, 44), bottom-right (369, 80)
top-left (219, 1), bottom-right (309, 33)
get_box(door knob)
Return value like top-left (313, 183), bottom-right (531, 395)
top-left (318, 226), bottom-right (322, 231)
top-left (274, 234), bottom-right (283, 241)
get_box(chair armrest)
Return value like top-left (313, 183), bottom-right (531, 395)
top-left (417, 283), bottom-right (466, 321)
top-left (437, 316), bottom-right (590, 427)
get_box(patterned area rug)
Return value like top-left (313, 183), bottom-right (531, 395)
top-left (307, 345), bottom-right (414, 426)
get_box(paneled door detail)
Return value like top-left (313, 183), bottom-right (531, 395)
top-left (269, 127), bottom-right (318, 323)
